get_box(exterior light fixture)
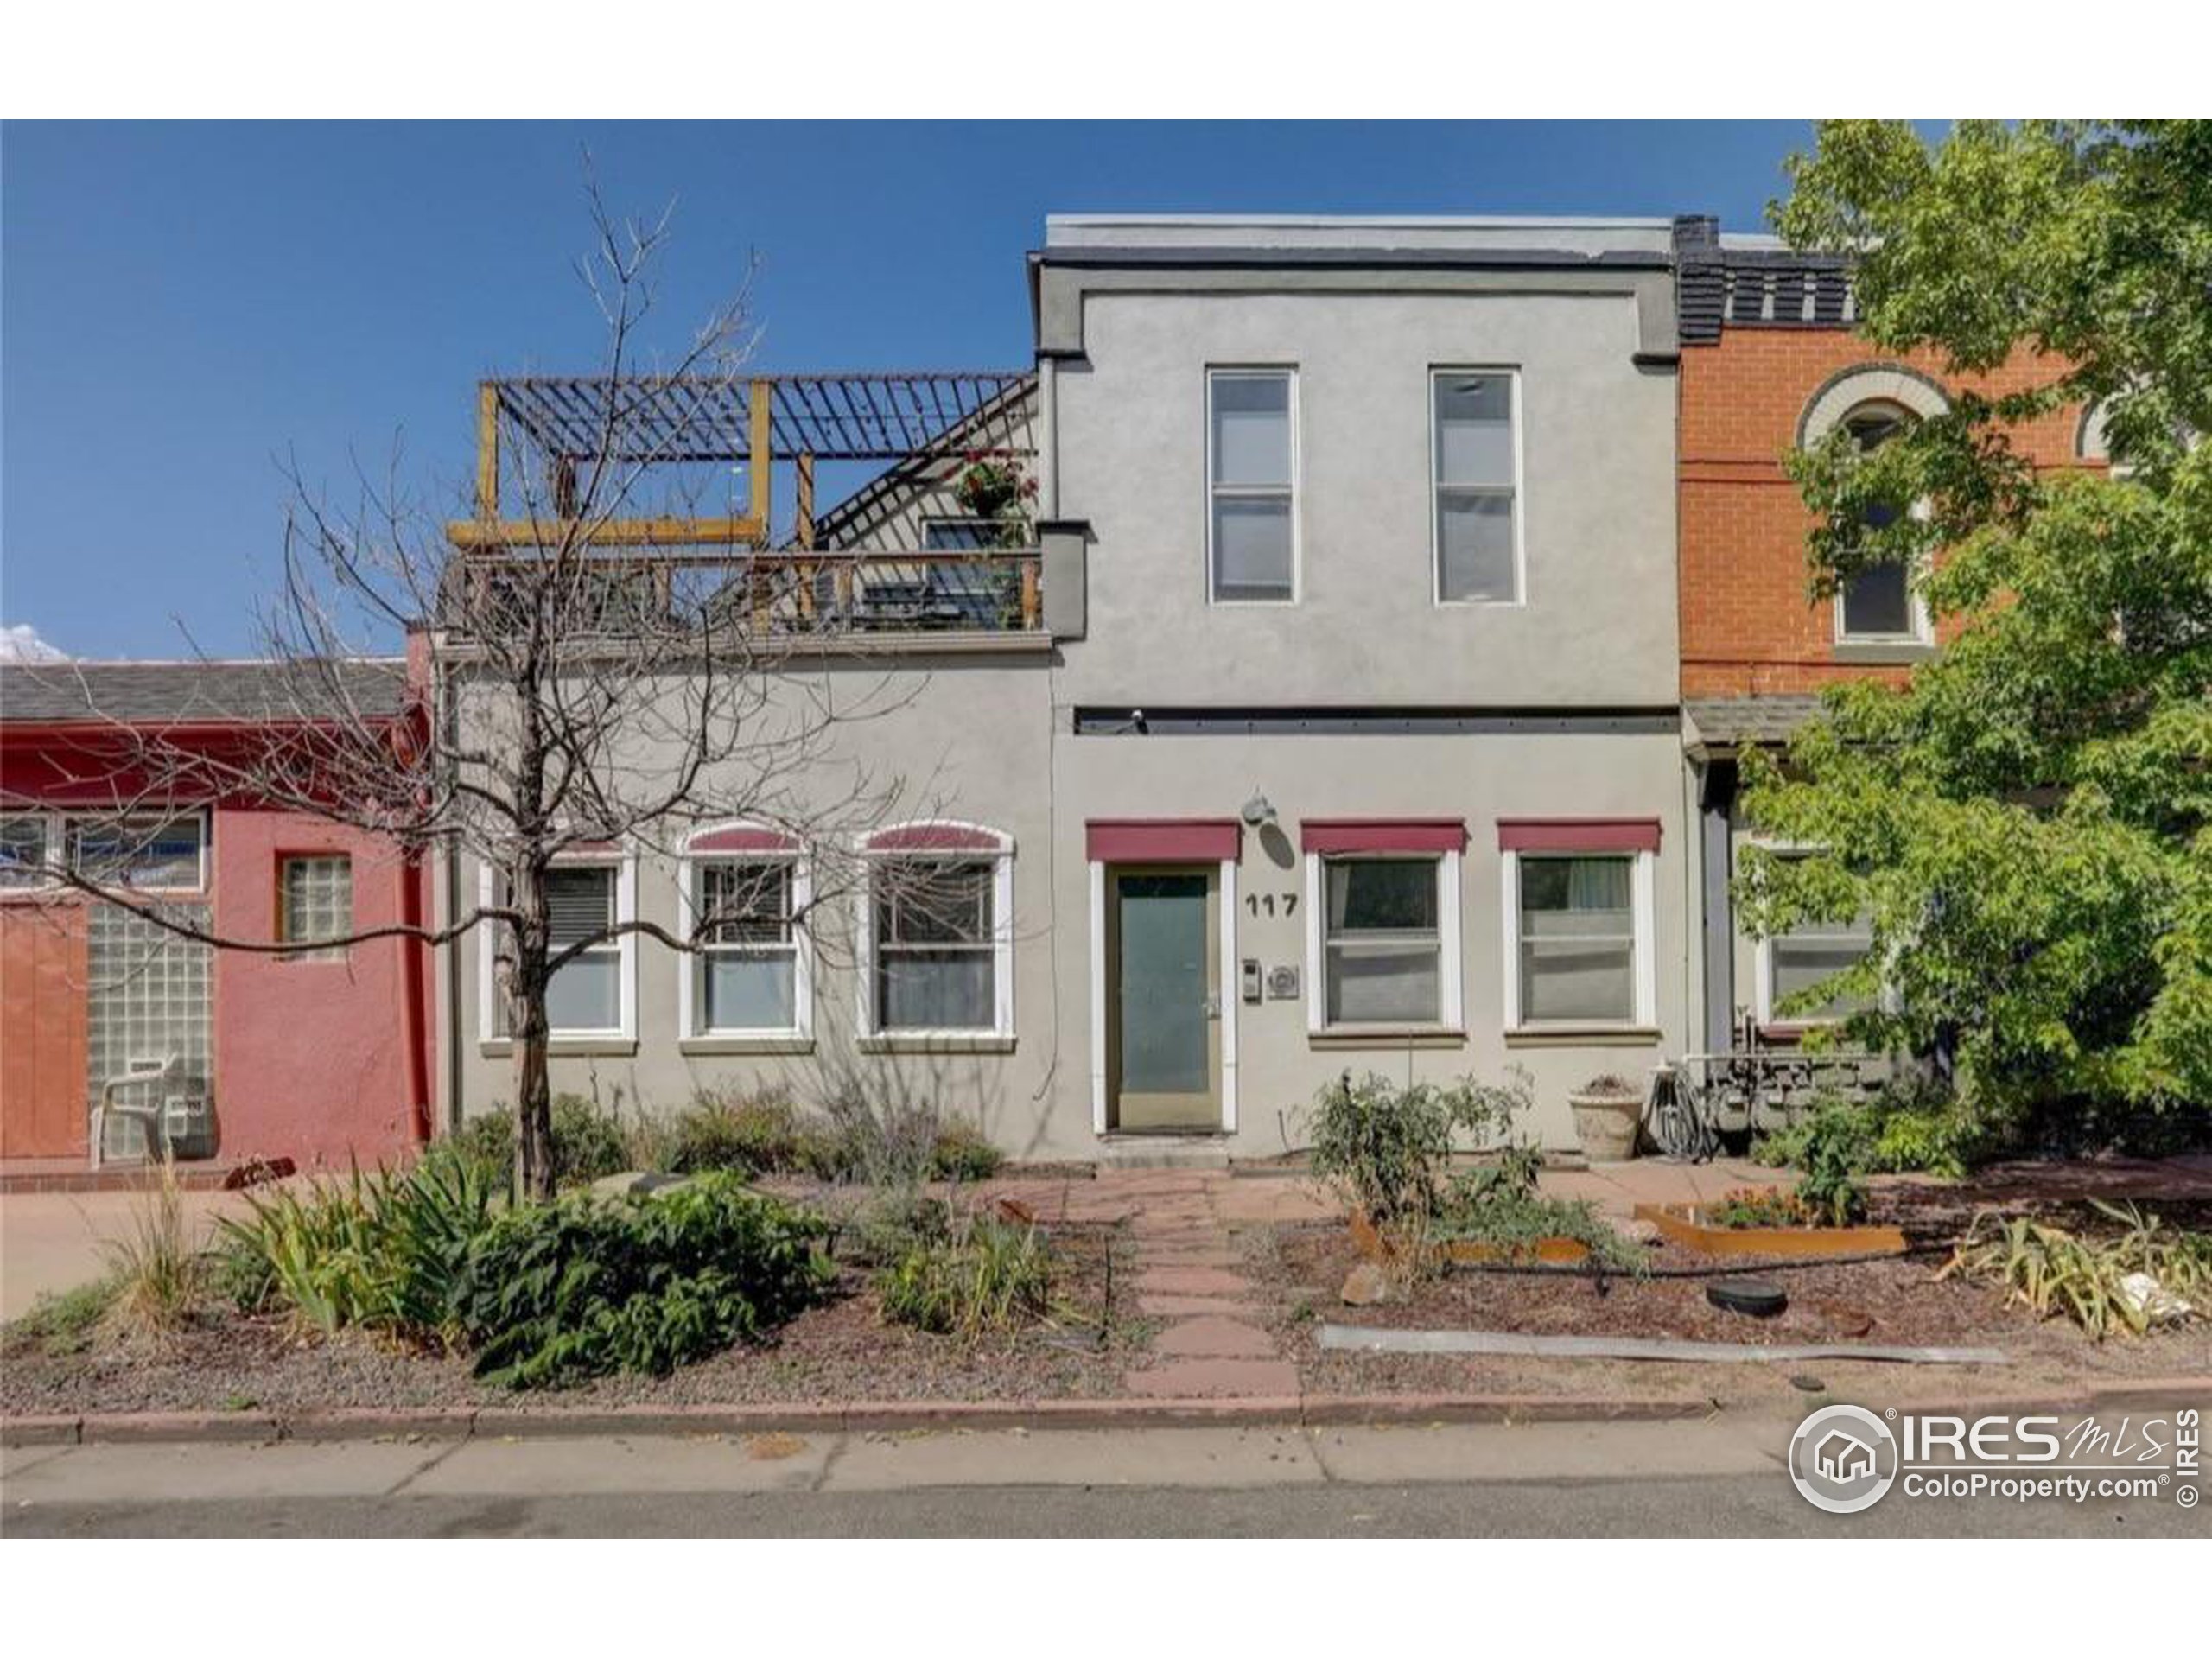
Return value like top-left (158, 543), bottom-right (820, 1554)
top-left (1240, 792), bottom-right (1276, 827)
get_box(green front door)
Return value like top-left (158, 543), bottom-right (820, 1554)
top-left (1108, 867), bottom-right (1220, 1131)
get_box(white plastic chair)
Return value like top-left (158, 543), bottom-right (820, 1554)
top-left (92, 1056), bottom-right (207, 1168)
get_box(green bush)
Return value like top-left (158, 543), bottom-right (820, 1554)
top-left (1792, 1103), bottom-right (1873, 1226)
top-left (5, 1277), bottom-right (119, 1358)
top-left (658, 1089), bottom-right (847, 1178)
top-left (1436, 1145), bottom-right (1645, 1271)
top-left (217, 1143), bottom-right (499, 1344)
top-left (451, 1173), bottom-right (833, 1389)
top-left (875, 1215), bottom-right (1051, 1340)
top-left (451, 1093), bottom-right (634, 1189)
top-left (927, 1121), bottom-right (1003, 1183)
top-left (1301, 1069), bottom-right (1529, 1226)
top-left (1752, 1084), bottom-right (1981, 1182)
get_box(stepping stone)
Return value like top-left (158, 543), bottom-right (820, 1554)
top-left (1122, 1358), bottom-right (1301, 1398)
top-left (1152, 1316), bottom-right (1278, 1358)
top-left (1137, 1294), bottom-right (1253, 1319)
top-left (1134, 1248), bottom-right (1239, 1270)
top-left (1134, 1265), bottom-right (1254, 1298)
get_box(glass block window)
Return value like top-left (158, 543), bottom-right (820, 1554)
top-left (86, 902), bottom-right (212, 1129)
top-left (873, 858), bottom-right (996, 1032)
top-left (695, 860), bottom-right (798, 1033)
top-left (1433, 371), bottom-right (1519, 602)
top-left (1516, 855), bottom-right (1637, 1023)
top-left (279, 855), bottom-right (353, 961)
top-left (1321, 857), bottom-right (1441, 1027)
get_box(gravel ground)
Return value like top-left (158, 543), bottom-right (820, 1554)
top-left (1, 1223), bottom-right (1147, 1417)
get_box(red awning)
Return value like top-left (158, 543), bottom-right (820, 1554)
top-left (1085, 819), bottom-right (1242, 863)
top-left (1497, 817), bottom-right (1662, 854)
top-left (1299, 818), bottom-right (1468, 855)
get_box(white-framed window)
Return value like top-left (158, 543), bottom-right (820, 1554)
top-left (1833, 401), bottom-right (1934, 645)
top-left (1304, 852), bottom-right (1464, 1032)
top-left (0, 814), bottom-right (57, 890)
top-left (678, 830), bottom-right (811, 1040)
top-left (1749, 849), bottom-right (1878, 1026)
top-left (278, 854), bottom-right (353, 962)
top-left (69, 813), bottom-right (207, 893)
top-left (858, 823), bottom-right (1014, 1038)
top-left (1206, 367), bottom-right (1297, 604)
top-left (478, 849), bottom-right (636, 1043)
top-left (1432, 367), bottom-right (1522, 604)
top-left (1502, 849), bottom-right (1656, 1029)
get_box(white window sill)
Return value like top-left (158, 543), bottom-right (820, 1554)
top-left (857, 1033), bottom-right (1016, 1055)
top-left (679, 1035), bottom-right (816, 1057)
top-left (1308, 1027), bottom-right (1466, 1049)
top-left (1503, 1026), bottom-right (1661, 1048)
top-left (479, 1038), bottom-right (639, 1058)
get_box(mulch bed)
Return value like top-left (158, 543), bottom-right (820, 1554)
top-left (1, 1222), bottom-right (1147, 1419)
top-left (1249, 1177), bottom-right (2212, 1408)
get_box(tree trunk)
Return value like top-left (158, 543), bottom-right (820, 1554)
top-left (508, 859), bottom-right (556, 1202)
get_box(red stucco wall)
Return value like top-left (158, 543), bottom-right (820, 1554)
top-left (208, 809), bottom-right (429, 1169)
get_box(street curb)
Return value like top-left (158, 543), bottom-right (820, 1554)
top-left (8, 1376), bottom-right (2202, 1448)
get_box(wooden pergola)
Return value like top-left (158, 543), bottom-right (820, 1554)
top-left (446, 371), bottom-right (1036, 554)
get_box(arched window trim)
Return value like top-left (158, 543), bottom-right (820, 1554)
top-left (1801, 368), bottom-right (1948, 650)
top-left (855, 819), bottom-right (1015, 1042)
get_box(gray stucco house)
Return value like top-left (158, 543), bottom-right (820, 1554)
top-left (437, 214), bottom-right (1697, 1159)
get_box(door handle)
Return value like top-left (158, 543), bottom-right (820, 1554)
top-left (1203, 995), bottom-right (1221, 1018)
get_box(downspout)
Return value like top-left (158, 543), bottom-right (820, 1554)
top-left (398, 843), bottom-right (432, 1144)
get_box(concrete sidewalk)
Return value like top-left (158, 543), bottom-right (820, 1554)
top-left (0, 1188), bottom-right (245, 1320)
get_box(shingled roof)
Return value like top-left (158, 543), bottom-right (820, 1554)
top-left (0, 658), bottom-right (410, 727)
top-left (1685, 695), bottom-right (1828, 749)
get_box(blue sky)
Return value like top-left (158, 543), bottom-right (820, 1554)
top-left (3, 120), bottom-right (1826, 658)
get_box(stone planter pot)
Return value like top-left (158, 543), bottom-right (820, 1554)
top-left (1568, 1090), bottom-right (1643, 1162)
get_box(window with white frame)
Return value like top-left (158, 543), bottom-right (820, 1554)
top-left (483, 855), bottom-right (633, 1041)
top-left (1433, 369), bottom-right (1520, 603)
top-left (70, 815), bottom-right (206, 891)
top-left (1763, 912), bottom-right (1878, 1024)
top-left (1319, 857), bottom-right (1446, 1027)
top-left (690, 857), bottom-right (804, 1035)
top-left (278, 855), bottom-right (352, 961)
top-left (1507, 850), bottom-right (1654, 1027)
top-left (544, 864), bottom-right (623, 1033)
top-left (872, 859), bottom-right (998, 1032)
top-left (0, 815), bottom-right (54, 888)
top-left (1835, 403), bottom-right (1930, 643)
top-left (1207, 369), bottom-right (1296, 603)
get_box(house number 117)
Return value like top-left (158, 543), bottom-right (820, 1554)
top-left (1245, 893), bottom-right (1298, 918)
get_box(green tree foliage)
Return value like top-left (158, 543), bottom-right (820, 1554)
top-left (1738, 122), bottom-right (2211, 1129)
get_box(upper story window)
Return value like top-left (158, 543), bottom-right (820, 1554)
top-left (278, 855), bottom-right (353, 962)
top-left (0, 816), bottom-right (54, 889)
top-left (1206, 369), bottom-right (1296, 604)
top-left (1834, 403), bottom-right (1929, 644)
top-left (1433, 370), bottom-right (1521, 604)
top-left (71, 814), bottom-right (207, 893)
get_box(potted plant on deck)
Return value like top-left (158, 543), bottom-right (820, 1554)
top-left (1567, 1073), bottom-right (1643, 1162)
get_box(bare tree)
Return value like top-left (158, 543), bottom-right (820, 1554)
top-left (4, 181), bottom-right (933, 1199)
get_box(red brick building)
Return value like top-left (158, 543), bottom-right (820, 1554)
top-left (1670, 215), bottom-right (2106, 1052)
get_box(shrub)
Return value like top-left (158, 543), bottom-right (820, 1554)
top-left (1435, 1144), bottom-right (1644, 1271)
top-left (927, 1120), bottom-right (1003, 1183)
top-left (451, 1173), bottom-right (833, 1389)
top-left (875, 1215), bottom-right (1052, 1340)
top-left (5, 1277), bottom-right (118, 1358)
top-left (1943, 1202), bottom-right (2212, 1340)
top-left (1301, 1069), bottom-right (1529, 1228)
top-left (101, 1160), bottom-right (208, 1339)
top-left (1705, 1187), bottom-right (1818, 1230)
top-left (450, 1093), bottom-right (634, 1189)
top-left (659, 1089), bottom-right (846, 1178)
top-left (1792, 1103), bottom-right (1872, 1226)
top-left (218, 1143), bottom-right (499, 1344)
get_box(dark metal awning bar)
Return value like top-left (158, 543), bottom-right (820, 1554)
top-left (492, 372), bottom-right (1035, 464)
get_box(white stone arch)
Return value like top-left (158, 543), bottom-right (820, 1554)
top-left (1797, 363), bottom-right (1951, 448)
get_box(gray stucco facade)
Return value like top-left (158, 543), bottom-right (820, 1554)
top-left (439, 215), bottom-right (1695, 1157)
